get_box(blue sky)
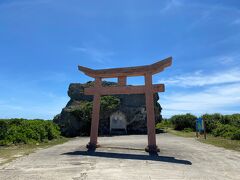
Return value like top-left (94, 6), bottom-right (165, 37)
top-left (0, 0), bottom-right (240, 119)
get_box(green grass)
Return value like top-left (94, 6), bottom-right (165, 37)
top-left (198, 135), bottom-right (240, 152)
top-left (166, 128), bottom-right (240, 152)
top-left (167, 128), bottom-right (196, 138)
top-left (0, 137), bottom-right (69, 165)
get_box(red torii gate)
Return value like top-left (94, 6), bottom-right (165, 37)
top-left (78, 57), bottom-right (172, 153)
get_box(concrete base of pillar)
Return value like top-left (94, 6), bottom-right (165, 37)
top-left (86, 142), bottom-right (100, 151)
top-left (145, 145), bottom-right (160, 155)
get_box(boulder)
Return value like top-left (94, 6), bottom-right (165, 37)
top-left (53, 81), bottom-right (162, 137)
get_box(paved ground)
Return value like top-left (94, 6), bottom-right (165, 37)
top-left (0, 133), bottom-right (240, 180)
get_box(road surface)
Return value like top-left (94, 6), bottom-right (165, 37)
top-left (0, 133), bottom-right (240, 180)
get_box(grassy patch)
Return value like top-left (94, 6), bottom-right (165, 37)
top-left (198, 135), bottom-right (240, 152)
top-left (167, 129), bottom-right (196, 138)
top-left (167, 129), bottom-right (240, 152)
top-left (0, 137), bottom-right (69, 165)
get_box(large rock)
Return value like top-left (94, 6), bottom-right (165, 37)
top-left (53, 81), bottom-right (162, 137)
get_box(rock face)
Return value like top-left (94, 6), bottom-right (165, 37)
top-left (53, 81), bottom-right (162, 137)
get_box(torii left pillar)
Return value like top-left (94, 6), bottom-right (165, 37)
top-left (86, 77), bottom-right (102, 150)
top-left (144, 72), bottom-right (159, 153)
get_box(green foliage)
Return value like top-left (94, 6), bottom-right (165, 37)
top-left (163, 113), bottom-right (240, 141)
top-left (202, 113), bottom-right (222, 133)
top-left (222, 114), bottom-right (240, 127)
top-left (183, 128), bottom-right (193, 132)
top-left (168, 113), bottom-right (240, 140)
top-left (156, 120), bottom-right (172, 130)
top-left (100, 96), bottom-right (120, 119)
top-left (202, 113), bottom-right (240, 133)
top-left (231, 129), bottom-right (240, 140)
top-left (212, 123), bottom-right (240, 140)
top-left (70, 96), bottom-right (120, 136)
top-left (70, 101), bottom-right (93, 136)
top-left (0, 119), bottom-right (61, 146)
top-left (170, 114), bottom-right (197, 131)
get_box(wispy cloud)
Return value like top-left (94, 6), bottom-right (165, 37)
top-left (232, 18), bottom-right (240, 25)
top-left (160, 64), bottom-right (240, 117)
top-left (217, 55), bottom-right (238, 65)
top-left (161, 83), bottom-right (240, 117)
top-left (39, 72), bottom-right (69, 83)
top-left (0, 102), bottom-right (24, 111)
top-left (160, 0), bottom-right (183, 13)
top-left (0, 93), bottom-right (68, 119)
top-left (72, 46), bottom-right (115, 64)
top-left (159, 68), bottom-right (240, 87)
top-left (0, 72), bottom-right (69, 119)
top-left (0, 0), bottom-right (52, 8)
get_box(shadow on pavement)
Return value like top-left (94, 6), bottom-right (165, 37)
top-left (62, 150), bottom-right (192, 165)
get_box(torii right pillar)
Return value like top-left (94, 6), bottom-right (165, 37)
top-left (144, 72), bottom-right (159, 153)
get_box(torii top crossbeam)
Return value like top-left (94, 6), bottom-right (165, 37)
top-left (78, 57), bottom-right (172, 78)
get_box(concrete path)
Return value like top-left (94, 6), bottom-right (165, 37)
top-left (0, 134), bottom-right (240, 180)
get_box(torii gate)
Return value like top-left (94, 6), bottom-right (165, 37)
top-left (78, 57), bottom-right (172, 153)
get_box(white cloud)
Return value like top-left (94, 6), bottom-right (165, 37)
top-left (72, 46), bottom-right (115, 64)
top-left (159, 68), bottom-right (240, 87)
top-left (40, 72), bottom-right (69, 83)
top-left (0, 103), bottom-right (24, 111)
top-left (161, 83), bottom-right (240, 117)
top-left (0, 94), bottom-right (68, 119)
top-left (232, 18), bottom-right (240, 25)
top-left (160, 0), bottom-right (183, 13)
top-left (0, 0), bottom-right (52, 8)
top-left (159, 66), bottom-right (240, 117)
top-left (217, 55), bottom-right (236, 65)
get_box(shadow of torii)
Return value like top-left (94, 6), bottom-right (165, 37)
top-left (62, 150), bottom-right (192, 165)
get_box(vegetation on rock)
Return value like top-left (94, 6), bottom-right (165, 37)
top-left (68, 96), bottom-right (120, 136)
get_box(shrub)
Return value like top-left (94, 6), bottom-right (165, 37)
top-left (100, 96), bottom-right (120, 118)
top-left (70, 96), bottom-right (120, 136)
top-left (231, 129), bottom-right (240, 140)
top-left (183, 128), bottom-right (193, 132)
top-left (0, 119), bottom-right (61, 146)
top-left (170, 114), bottom-right (197, 131)
top-left (223, 114), bottom-right (240, 128)
top-left (212, 123), bottom-right (239, 139)
top-left (156, 120), bottom-right (172, 130)
top-left (45, 121), bottom-right (61, 140)
top-left (0, 120), bottom-right (8, 140)
top-left (202, 113), bottom-right (222, 133)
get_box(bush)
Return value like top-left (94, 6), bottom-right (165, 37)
top-left (231, 129), bottom-right (240, 140)
top-left (100, 95), bottom-right (120, 124)
top-left (0, 119), bottom-right (61, 146)
top-left (202, 113), bottom-right (240, 131)
top-left (170, 114), bottom-right (197, 131)
top-left (183, 128), bottom-right (193, 132)
top-left (212, 123), bottom-right (239, 140)
top-left (156, 120), bottom-right (172, 130)
top-left (223, 114), bottom-right (240, 128)
top-left (70, 96), bottom-right (120, 136)
top-left (202, 113), bottom-right (222, 133)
